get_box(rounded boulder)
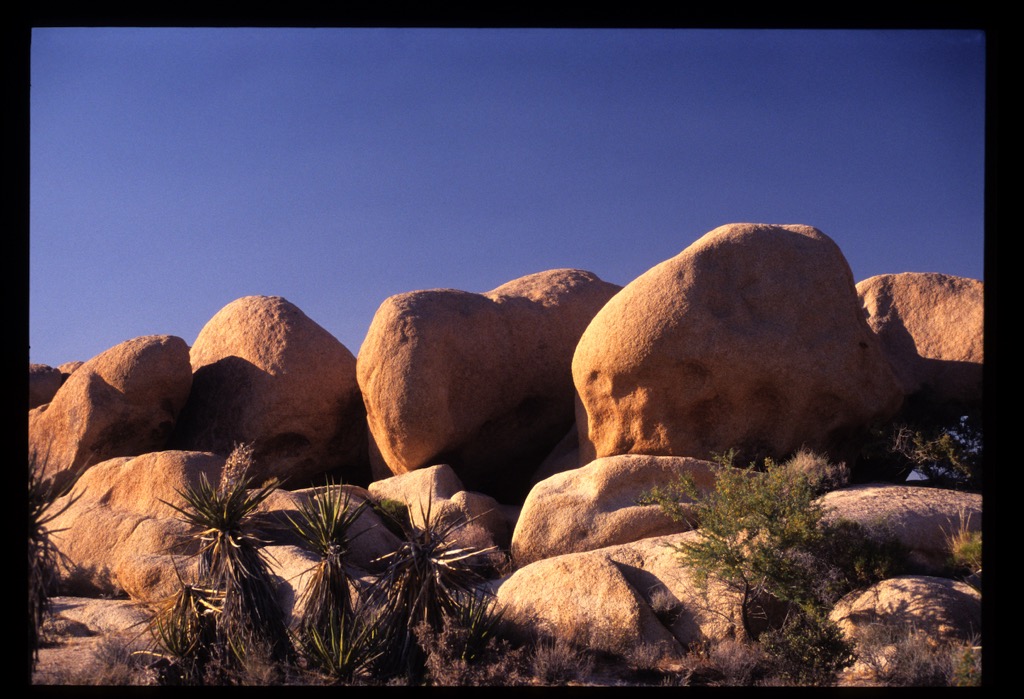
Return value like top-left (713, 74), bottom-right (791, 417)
top-left (357, 269), bottom-right (620, 502)
top-left (573, 223), bottom-right (903, 467)
top-left (170, 295), bottom-right (369, 488)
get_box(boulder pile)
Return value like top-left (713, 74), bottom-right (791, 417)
top-left (30, 223), bottom-right (984, 672)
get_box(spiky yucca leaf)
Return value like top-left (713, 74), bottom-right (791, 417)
top-left (286, 484), bottom-right (369, 637)
top-left (162, 450), bottom-right (291, 668)
top-left (445, 589), bottom-right (506, 664)
top-left (367, 499), bottom-right (498, 677)
top-left (300, 603), bottom-right (384, 682)
top-left (143, 582), bottom-right (220, 684)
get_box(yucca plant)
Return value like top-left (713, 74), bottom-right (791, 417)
top-left (443, 588), bottom-right (506, 664)
top-left (28, 454), bottom-right (79, 675)
top-left (143, 580), bottom-right (220, 684)
top-left (162, 443), bottom-right (292, 672)
top-left (301, 601), bottom-right (385, 682)
top-left (367, 499), bottom-right (499, 680)
top-left (286, 483), bottom-right (368, 638)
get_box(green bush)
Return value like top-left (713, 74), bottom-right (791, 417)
top-left (646, 450), bottom-right (877, 685)
top-left (759, 609), bottom-right (855, 686)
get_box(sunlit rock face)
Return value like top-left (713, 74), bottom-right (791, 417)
top-left (171, 295), bottom-right (370, 488)
top-left (29, 334), bottom-right (193, 487)
top-left (357, 268), bottom-right (620, 502)
top-left (573, 223), bottom-right (903, 469)
top-left (857, 272), bottom-right (983, 419)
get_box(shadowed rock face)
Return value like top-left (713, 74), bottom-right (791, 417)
top-left (29, 335), bottom-right (194, 487)
top-left (357, 268), bottom-right (621, 503)
top-left (29, 363), bottom-right (64, 410)
top-left (170, 295), bottom-right (370, 488)
top-left (572, 223), bottom-right (903, 468)
top-left (829, 575), bottom-right (981, 646)
top-left (857, 272), bottom-right (983, 420)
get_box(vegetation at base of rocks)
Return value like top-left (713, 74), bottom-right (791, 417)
top-left (944, 508), bottom-right (982, 578)
top-left (28, 454), bottom-right (80, 675)
top-left (152, 443), bottom-right (293, 682)
top-left (854, 624), bottom-right (982, 687)
top-left (759, 608), bottom-right (856, 685)
top-left (369, 496), bottom-right (412, 537)
top-left (285, 482), bottom-right (368, 643)
top-left (366, 500), bottom-right (502, 682)
top-left (644, 449), bottom-right (915, 686)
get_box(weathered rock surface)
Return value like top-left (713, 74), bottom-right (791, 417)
top-left (817, 484), bottom-right (981, 575)
top-left (57, 360), bottom-right (85, 377)
top-left (29, 335), bottom-right (194, 486)
top-left (47, 451), bottom-right (224, 602)
top-left (572, 223), bottom-right (903, 468)
top-left (29, 363), bottom-right (64, 409)
top-left (511, 454), bottom-right (718, 567)
top-left (857, 272), bottom-right (983, 415)
top-left (357, 269), bottom-right (621, 502)
top-left (829, 575), bottom-right (981, 644)
top-left (492, 550), bottom-right (684, 656)
top-left (493, 530), bottom-right (766, 653)
top-left (170, 295), bottom-right (369, 488)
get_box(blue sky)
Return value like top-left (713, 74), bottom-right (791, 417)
top-left (29, 28), bottom-right (986, 368)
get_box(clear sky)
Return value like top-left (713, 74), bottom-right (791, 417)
top-left (29, 28), bottom-right (986, 369)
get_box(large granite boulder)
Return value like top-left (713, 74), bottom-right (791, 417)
top-left (170, 295), bottom-right (369, 488)
top-left (573, 223), bottom-right (903, 468)
top-left (829, 575), bottom-right (981, 645)
top-left (46, 451), bottom-right (399, 604)
top-left (817, 484), bottom-right (982, 575)
top-left (29, 363), bottom-right (64, 409)
top-left (511, 454), bottom-right (717, 567)
top-left (857, 272), bottom-right (983, 416)
top-left (491, 549), bottom-right (684, 657)
top-left (492, 530), bottom-right (769, 653)
top-left (46, 451), bottom-right (224, 602)
top-left (29, 335), bottom-right (193, 487)
top-left (357, 269), bottom-right (620, 502)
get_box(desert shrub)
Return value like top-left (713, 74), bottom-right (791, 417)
top-left (759, 609), bottom-right (855, 686)
top-left (705, 638), bottom-right (767, 686)
top-left (529, 636), bottom-right (594, 685)
top-left (156, 443), bottom-right (292, 681)
top-left (944, 509), bottom-right (982, 577)
top-left (645, 450), bottom-right (880, 685)
top-left (662, 455), bottom-right (827, 640)
top-left (855, 623), bottom-right (979, 686)
top-left (784, 448), bottom-right (849, 495)
top-left (810, 518), bottom-right (910, 603)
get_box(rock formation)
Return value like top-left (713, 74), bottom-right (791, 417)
top-left (29, 363), bottom-right (64, 409)
top-left (573, 223), bottom-right (903, 468)
top-left (357, 268), bottom-right (620, 502)
top-left (511, 454), bottom-right (718, 567)
top-left (857, 272), bottom-right (983, 418)
top-left (170, 295), bottom-right (369, 488)
top-left (29, 335), bottom-right (193, 487)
